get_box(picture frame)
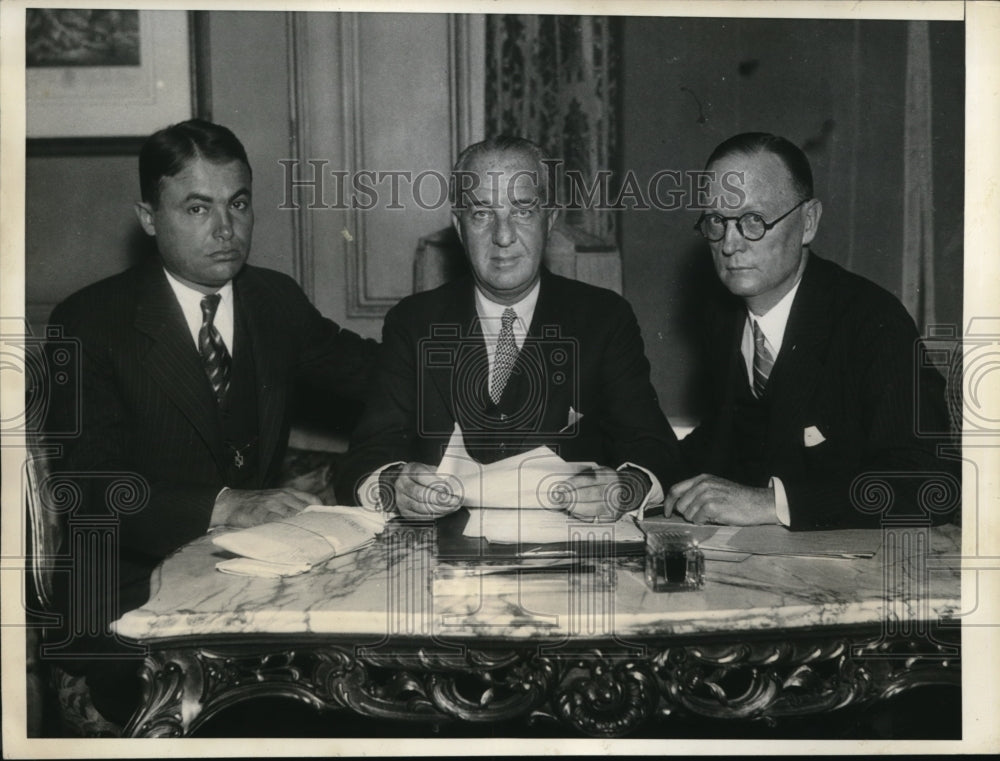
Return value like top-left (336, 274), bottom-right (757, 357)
top-left (26, 10), bottom-right (211, 156)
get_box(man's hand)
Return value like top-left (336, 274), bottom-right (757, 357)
top-left (383, 462), bottom-right (462, 520)
top-left (211, 488), bottom-right (319, 529)
top-left (666, 474), bottom-right (777, 526)
top-left (559, 466), bottom-right (648, 523)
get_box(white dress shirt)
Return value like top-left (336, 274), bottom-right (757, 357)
top-left (739, 278), bottom-right (803, 526)
top-left (163, 269), bottom-right (235, 355)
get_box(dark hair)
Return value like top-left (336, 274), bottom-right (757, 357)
top-left (706, 132), bottom-right (813, 199)
top-left (139, 119), bottom-right (251, 207)
top-left (451, 135), bottom-right (552, 208)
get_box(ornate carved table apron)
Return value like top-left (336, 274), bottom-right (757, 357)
top-left (114, 522), bottom-right (961, 737)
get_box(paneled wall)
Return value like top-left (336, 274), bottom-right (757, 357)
top-left (294, 13), bottom-right (483, 336)
top-left (26, 154), bottom-right (149, 332)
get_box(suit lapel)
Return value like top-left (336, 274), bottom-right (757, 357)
top-left (426, 281), bottom-right (483, 427)
top-left (513, 271), bottom-right (570, 435)
top-left (765, 255), bottom-right (834, 458)
top-left (133, 264), bottom-right (227, 470)
top-left (233, 271), bottom-right (286, 478)
top-left (709, 302), bottom-right (746, 470)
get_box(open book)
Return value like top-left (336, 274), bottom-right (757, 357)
top-left (211, 505), bottom-right (386, 577)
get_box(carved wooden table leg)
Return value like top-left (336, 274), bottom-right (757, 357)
top-left (126, 647), bottom-right (343, 736)
top-left (125, 648), bottom-right (203, 737)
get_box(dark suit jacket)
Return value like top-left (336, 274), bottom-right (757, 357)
top-left (336, 268), bottom-right (681, 504)
top-left (46, 260), bottom-right (376, 608)
top-left (680, 252), bottom-right (957, 529)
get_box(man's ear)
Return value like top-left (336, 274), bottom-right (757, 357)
top-left (451, 211), bottom-right (463, 245)
top-left (134, 202), bottom-right (157, 237)
top-left (801, 198), bottom-right (823, 246)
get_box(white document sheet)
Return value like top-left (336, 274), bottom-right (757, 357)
top-left (463, 507), bottom-right (645, 545)
top-left (436, 423), bottom-right (599, 509)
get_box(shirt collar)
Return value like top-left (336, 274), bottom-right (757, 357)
top-left (162, 268), bottom-right (234, 349)
top-left (474, 279), bottom-right (541, 334)
top-left (746, 275), bottom-right (802, 355)
top-left (163, 268), bottom-right (233, 309)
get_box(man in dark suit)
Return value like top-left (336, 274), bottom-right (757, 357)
top-left (336, 136), bottom-right (680, 521)
top-left (45, 119), bottom-right (376, 723)
top-left (668, 132), bottom-right (955, 529)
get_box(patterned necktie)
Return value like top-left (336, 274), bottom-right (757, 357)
top-left (199, 294), bottom-right (231, 404)
top-left (489, 307), bottom-right (519, 405)
top-left (751, 319), bottom-right (774, 399)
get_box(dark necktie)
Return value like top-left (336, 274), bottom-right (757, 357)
top-left (489, 307), bottom-right (519, 405)
top-left (751, 319), bottom-right (774, 399)
top-left (199, 294), bottom-right (231, 404)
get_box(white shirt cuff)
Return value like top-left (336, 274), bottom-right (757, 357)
top-left (618, 462), bottom-right (664, 520)
top-left (770, 476), bottom-right (790, 526)
top-left (359, 462), bottom-right (406, 511)
top-left (208, 486), bottom-right (231, 531)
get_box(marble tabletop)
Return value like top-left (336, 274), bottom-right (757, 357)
top-left (114, 521), bottom-right (961, 644)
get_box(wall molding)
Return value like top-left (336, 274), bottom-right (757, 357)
top-left (287, 13), bottom-right (314, 300)
top-left (448, 14), bottom-right (486, 160)
top-left (340, 13), bottom-right (393, 318)
top-left (291, 12), bottom-right (486, 320)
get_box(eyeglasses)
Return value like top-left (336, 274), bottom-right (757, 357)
top-left (694, 198), bottom-right (811, 242)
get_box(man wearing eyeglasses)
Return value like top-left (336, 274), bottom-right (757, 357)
top-left (666, 132), bottom-right (954, 530)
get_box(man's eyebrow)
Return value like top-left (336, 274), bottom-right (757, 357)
top-left (181, 192), bottom-right (214, 204)
top-left (510, 193), bottom-right (540, 207)
top-left (179, 188), bottom-right (252, 204)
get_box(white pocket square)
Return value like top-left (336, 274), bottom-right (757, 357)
top-left (803, 425), bottom-right (826, 447)
top-left (559, 407), bottom-right (583, 433)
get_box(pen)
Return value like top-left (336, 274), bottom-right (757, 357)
top-left (520, 547), bottom-right (575, 557)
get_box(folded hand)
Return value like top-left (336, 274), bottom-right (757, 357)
top-left (385, 462), bottom-right (462, 520)
top-left (666, 474), bottom-right (776, 526)
top-left (560, 466), bottom-right (646, 523)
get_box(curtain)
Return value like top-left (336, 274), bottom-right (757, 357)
top-left (902, 20), bottom-right (936, 330)
top-left (485, 15), bottom-right (619, 241)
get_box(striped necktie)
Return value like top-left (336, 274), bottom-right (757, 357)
top-left (489, 307), bottom-right (519, 405)
top-left (751, 319), bottom-right (774, 399)
top-left (199, 294), bottom-right (231, 404)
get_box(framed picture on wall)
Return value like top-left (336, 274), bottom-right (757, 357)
top-left (26, 9), bottom-right (210, 155)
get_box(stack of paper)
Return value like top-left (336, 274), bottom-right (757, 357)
top-left (639, 516), bottom-right (882, 559)
top-left (432, 424), bottom-right (647, 551)
top-left (436, 424), bottom-right (599, 509)
top-left (464, 507), bottom-right (645, 546)
top-left (212, 505), bottom-right (386, 577)
top-left (711, 525), bottom-right (883, 559)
